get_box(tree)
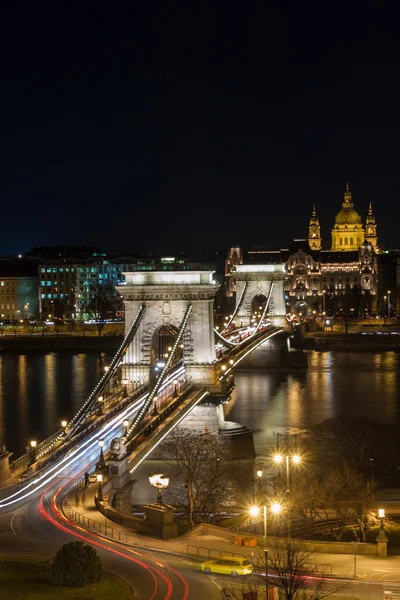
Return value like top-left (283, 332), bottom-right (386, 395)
top-left (268, 538), bottom-right (344, 600)
top-left (223, 539), bottom-right (344, 600)
top-left (162, 430), bottom-right (238, 528)
top-left (51, 541), bottom-right (102, 586)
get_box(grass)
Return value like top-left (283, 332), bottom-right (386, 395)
top-left (0, 556), bottom-right (136, 600)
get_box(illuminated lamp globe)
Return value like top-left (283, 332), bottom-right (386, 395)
top-left (271, 502), bottom-right (282, 515)
top-left (249, 506), bottom-right (260, 517)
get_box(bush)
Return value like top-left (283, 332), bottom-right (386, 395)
top-left (50, 541), bottom-right (102, 587)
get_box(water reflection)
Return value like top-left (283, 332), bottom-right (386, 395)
top-left (0, 352), bottom-right (113, 457)
top-left (226, 350), bottom-right (400, 457)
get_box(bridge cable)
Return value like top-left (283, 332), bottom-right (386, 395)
top-left (125, 304), bottom-right (193, 444)
top-left (66, 305), bottom-right (146, 437)
top-left (221, 282), bottom-right (248, 334)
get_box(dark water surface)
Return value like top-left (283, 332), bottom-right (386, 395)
top-left (225, 350), bottom-right (400, 456)
top-left (1, 350), bottom-right (399, 460)
top-left (0, 351), bottom-right (113, 457)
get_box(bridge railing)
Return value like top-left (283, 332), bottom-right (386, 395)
top-left (128, 386), bottom-right (210, 474)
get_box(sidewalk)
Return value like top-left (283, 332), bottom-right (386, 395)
top-left (67, 486), bottom-right (400, 582)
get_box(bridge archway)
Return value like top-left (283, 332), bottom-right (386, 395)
top-left (232, 265), bottom-right (287, 328)
top-left (251, 294), bottom-right (268, 319)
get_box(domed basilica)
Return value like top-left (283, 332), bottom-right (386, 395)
top-left (309, 183), bottom-right (378, 253)
top-left (226, 184), bottom-right (379, 315)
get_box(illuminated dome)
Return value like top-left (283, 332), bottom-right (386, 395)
top-left (334, 206), bottom-right (362, 225)
top-left (331, 184), bottom-right (365, 251)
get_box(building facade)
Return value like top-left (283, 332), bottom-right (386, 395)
top-left (226, 184), bottom-right (380, 316)
top-left (0, 261), bottom-right (38, 320)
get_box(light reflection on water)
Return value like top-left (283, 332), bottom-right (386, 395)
top-left (225, 350), bottom-right (400, 457)
top-left (0, 348), bottom-right (399, 461)
top-left (0, 352), bottom-right (113, 457)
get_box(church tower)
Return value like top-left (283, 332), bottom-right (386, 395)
top-left (308, 205), bottom-right (322, 250)
top-left (331, 184), bottom-right (365, 251)
top-left (364, 202), bottom-right (379, 251)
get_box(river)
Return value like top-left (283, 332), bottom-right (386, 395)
top-left (0, 350), bottom-right (399, 459)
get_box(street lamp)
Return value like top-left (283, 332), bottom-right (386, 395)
top-left (97, 473), bottom-right (103, 501)
top-left (273, 453), bottom-right (301, 540)
top-left (122, 377), bottom-right (128, 397)
top-left (123, 419), bottom-right (129, 436)
top-left (61, 420), bottom-right (67, 428)
top-left (149, 472), bottom-right (170, 503)
top-left (264, 503), bottom-right (281, 600)
top-left (98, 439), bottom-right (106, 471)
top-left (30, 440), bottom-right (37, 465)
top-left (388, 291), bottom-right (391, 318)
top-left (378, 508), bottom-right (386, 530)
top-left (104, 366), bottom-right (109, 373)
top-left (153, 395), bottom-right (158, 415)
top-left (173, 379), bottom-right (178, 397)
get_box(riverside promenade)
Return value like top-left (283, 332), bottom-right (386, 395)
top-left (66, 484), bottom-right (400, 583)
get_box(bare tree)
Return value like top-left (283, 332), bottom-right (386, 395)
top-left (223, 539), bottom-right (345, 600)
top-left (269, 538), bottom-right (345, 600)
top-left (162, 430), bottom-right (238, 528)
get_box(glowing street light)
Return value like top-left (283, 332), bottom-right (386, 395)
top-left (123, 419), bottom-right (129, 436)
top-left (97, 473), bottom-right (103, 501)
top-left (149, 472), bottom-right (170, 503)
top-left (98, 439), bottom-right (106, 471)
top-left (61, 420), bottom-right (67, 429)
top-left (122, 377), bottom-right (128, 398)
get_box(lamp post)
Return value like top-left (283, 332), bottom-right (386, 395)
top-left (153, 395), bottom-right (158, 415)
top-left (378, 508), bottom-right (386, 530)
top-left (249, 503), bottom-right (281, 600)
top-left (173, 379), bottom-right (178, 397)
top-left (97, 473), bottom-right (103, 501)
top-left (61, 420), bottom-right (67, 429)
top-left (30, 440), bottom-right (37, 464)
top-left (149, 472), bottom-right (170, 504)
top-left (123, 419), bottom-right (129, 436)
top-left (98, 439), bottom-right (106, 471)
top-left (122, 377), bottom-right (128, 398)
top-left (388, 291), bottom-right (391, 318)
top-left (273, 452), bottom-right (301, 542)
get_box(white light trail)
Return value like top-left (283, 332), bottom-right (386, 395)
top-left (0, 366), bottom-right (185, 507)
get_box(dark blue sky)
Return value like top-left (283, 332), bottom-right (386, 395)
top-left (1, 3), bottom-right (399, 253)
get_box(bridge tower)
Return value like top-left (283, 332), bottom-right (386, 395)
top-left (232, 264), bottom-right (287, 327)
top-left (118, 270), bottom-right (219, 386)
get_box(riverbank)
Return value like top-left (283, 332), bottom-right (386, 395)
top-left (302, 331), bottom-right (400, 351)
top-left (0, 335), bottom-right (122, 353)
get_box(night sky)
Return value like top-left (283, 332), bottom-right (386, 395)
top-left (1, 4), bottom-right (399, 254)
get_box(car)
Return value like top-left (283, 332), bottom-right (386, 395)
top-left (201, 557), bottom-right (253, 576)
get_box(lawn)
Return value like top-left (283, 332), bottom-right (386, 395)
top-left (0, 556), bottom-right (136, 600)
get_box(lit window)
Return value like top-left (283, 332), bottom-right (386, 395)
top-left (0, 282), bottom-right (3, 286)
top-left (41, 268), bottom-right (45, 273)
top-left (47, 294), bottom-right (51, 299)
top-left (47, 281), bottom-right (51, 286)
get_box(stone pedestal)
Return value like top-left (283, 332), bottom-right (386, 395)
top-left (0, 452), bottom-right (12, 483)
top-left (376, 529), bottom-right (388, 557)
top-left (107, 454), bottom-right (134, 513)
top-left (144, 502), bottom-right (177, 538)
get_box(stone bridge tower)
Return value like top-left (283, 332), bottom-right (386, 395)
top-left (117, 271), bottom-right (219, 386)
top-left (233, 264), bottom-right (287, 327)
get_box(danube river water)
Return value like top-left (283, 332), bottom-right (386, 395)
top-left (0, 350), bottom-right (399, 459)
